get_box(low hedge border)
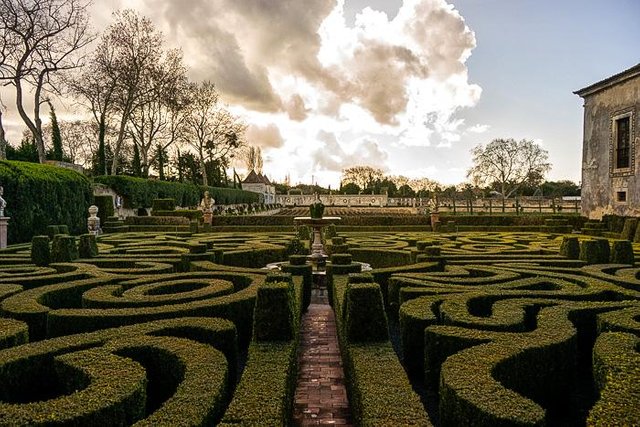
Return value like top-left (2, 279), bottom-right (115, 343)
top-left (0, 317), bottom-right (236, 425)
top-left (331, 275), bottom-right (431, 426)
top-left (220, 275), bottom-right (304, 426)
top-left (588, 331), bottom-right (640, 426)
top-left (0, 318), bottom-right (28, 350)
top-left (1, 271), bottom-right (260, 345)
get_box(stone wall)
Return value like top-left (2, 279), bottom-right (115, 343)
top-left (276, 194), bottom-right (388, 207)
top-left (579, 73), bottom-right (640, 219)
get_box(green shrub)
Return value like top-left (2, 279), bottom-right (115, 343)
top-left (30, 235), bottom-right (50, 266)
top-left (78, 234), bottom-right (99, 258)
top-left (0, 161), bottom-right (92, 243)
top-left (332, 236), bottom-right (344, 245)
top-left (331, 253), bottom-right (352, 265)
top-left (285, 237), bottom-right (308, 256)
top-left (0, 317), bottom-right (235, 426)
top-left (125, 216), bottom-right (190, 226)
top-left (620, 218), bottom-right (638, 241)
top-left (93, 195), bottom-right (115, 227)
top-left (288, 254), bottom-right (308, 266)
top-left (559, 236), bottom-right (580, 259)
top-left (348, 272), bottom-right (374, 284)
top-left (152, 198), bottom-right (176, 211)
top-left (154, 209), bottom-right (203, 220)
top-left (344, 283), bottom-right (389, 342)
top-left (325, 223), bottom-right (337, 240)
top-left (94, 175), bottom-right (258, 208)
top-left (46, 225), bottom-right (60, 238)
top-left (416, 240), bottom-right (438, 250)
top-left (296, 225), bottom-right (310, 241)
top-left (588, 332), bottom-right (640, 426)
top-left (253, 281), bottom-right (296, 341)
top-left (610, 240), bottom-right (634, 265)
top-left (281, 263), bottom-right (313, 311)
top-left (579, 239), bottom-right (608, 264)
top-left (595, 238), bottom-right (611, 262)
top-left (58, 225), bottom-right (69, 234)
top-left (635, 221), bottom-right (640, 243)
top-left (0, 318), bottom-right (28, 350)
top-left (331, 276), bottom-right (429, 426)
top-left (51, 235), bottom-right (78, 262)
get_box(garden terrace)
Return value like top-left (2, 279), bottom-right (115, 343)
top-left (0, 229), bottom-right (637, 425)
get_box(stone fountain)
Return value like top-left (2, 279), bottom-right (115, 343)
top-left (293, 195), bottom-right (340, 271)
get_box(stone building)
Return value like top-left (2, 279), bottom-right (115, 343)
top-left (241, 170), bottom-right (276, 204)
top-left (575, 63), bottom-right (640, 219)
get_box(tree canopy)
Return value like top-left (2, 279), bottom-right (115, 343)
top-left (467, 138), bottom-right (551, 205)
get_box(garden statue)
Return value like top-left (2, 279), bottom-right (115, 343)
top-left (200, 191), bottom-right (215, 225)
top-left (0, 186), bottom-right (6, 217)
top-left (309, 193), bottom-right (325, 219)
top-left (87, 205), bottom-right (102, 235)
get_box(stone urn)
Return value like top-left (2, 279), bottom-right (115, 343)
top-left (309, 198), bottom-right (325, 219)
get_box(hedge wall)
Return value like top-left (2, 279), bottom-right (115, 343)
top-left (0, 161), bottom-right (92, 244)
top-left (93, 175), bottom-right (259, 208)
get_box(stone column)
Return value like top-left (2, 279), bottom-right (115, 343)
top-left (0, 217), bottom-right (9, 249)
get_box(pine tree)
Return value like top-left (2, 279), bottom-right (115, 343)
top-left (48, 101), bottom-right (63, 161)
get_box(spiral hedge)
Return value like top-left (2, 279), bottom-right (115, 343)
top-left (0, 229), bottom-right (638, 425)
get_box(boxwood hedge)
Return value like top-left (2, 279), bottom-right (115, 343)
top-left (0, 161), bottom-right (92, 243)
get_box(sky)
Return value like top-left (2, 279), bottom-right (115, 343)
top-left (2, 0), bottom-right (639, 188)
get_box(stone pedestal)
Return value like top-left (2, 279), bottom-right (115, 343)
top-left (203, 211), bottom-right (213, 225)
top-left (430, 212), bottom-right (440, 232)
top-left (0, 217), bottom-right (9, 249)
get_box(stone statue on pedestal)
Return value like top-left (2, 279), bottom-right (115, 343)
top-left (87, 205), bottom-right (102, 235)
top-left (200, 191), bottom-right (215, 225)
top-left (0, 186), bottom-right (6, 217)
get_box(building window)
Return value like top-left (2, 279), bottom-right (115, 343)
top-left (615, 116), bottom-right (631, 169)
top-left (611, 109), bottom-right (634, 176)
top-left (616, 191), bottom-right (627, 203)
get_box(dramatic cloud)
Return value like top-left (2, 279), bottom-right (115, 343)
top-left (245, 124), bottom-right (285, 149)
top-left (312, 131), bottom-right (389, 172)
top-left (2, 0), bottom-right (485, 186)
top-left (285, 94), bottom-right (309, 121)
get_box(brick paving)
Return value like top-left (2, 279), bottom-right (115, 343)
top-left (293, 291), bottom-right (353, 426)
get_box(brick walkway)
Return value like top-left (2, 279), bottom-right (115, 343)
top-left (293, 291), bottom-right (353, 426)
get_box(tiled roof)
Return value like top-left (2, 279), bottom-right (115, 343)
top-left (574, 63), bottom-right (640, 98)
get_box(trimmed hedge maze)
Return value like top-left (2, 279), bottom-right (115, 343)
top-left (0, 229), bottom-right (638, 426)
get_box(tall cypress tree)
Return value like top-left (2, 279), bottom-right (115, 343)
top-left (97, 119), bottom-right (107, 175)
top-left (48, 101), bottom-right (63, 161)
top-left (132, 143), bottom-right (142, 177)
top-left (157, 143), bottom-right (165, 180)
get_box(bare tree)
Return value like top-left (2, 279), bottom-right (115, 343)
top-left (340, 165), bottom-right (384, 190)
top-left (65, 42), bottom-right (119, 174)
top-left (42, 118), bottom-right (96, 166)
top-left (127, 49), bottom-right (187, 177)
top-left (467, 138), bottom-right (551, 211)
top-left (78, 9), bottom-right (178, 175)
top-left (183, 81), bottom-right (246, 186)
top-left (0, 0), bottom-right (93, 163)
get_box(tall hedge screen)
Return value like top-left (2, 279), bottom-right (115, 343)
top-left (0, 161), bottom-right (92, 243)
top-left (94, 176), bottom-right (260, 208)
